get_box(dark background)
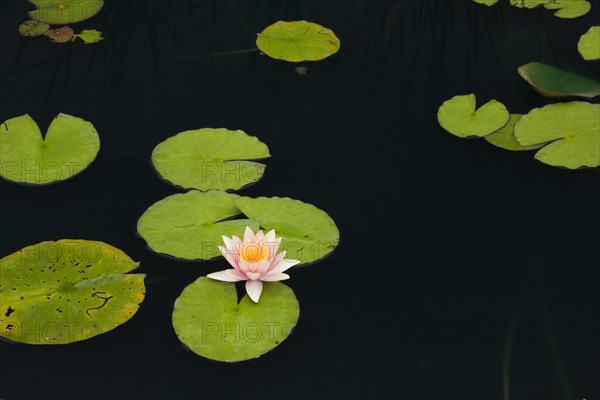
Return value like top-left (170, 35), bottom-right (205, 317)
top-left (1, 1), bottom-right (599, 399)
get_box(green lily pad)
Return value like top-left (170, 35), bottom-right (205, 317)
top-left (137, 190), bottom-right (259, 260)
top-left (485, 114), bottom-right (546, 151)
top-left (578, 26), bottom-right (600, 61)
top-left (44, 26), bottom-right (74, 43)
top-left (437, 94), bottom-right (510, 138)
top-left (234, 196), bottom-right (339, 265)
top-left (544, 0), bottom-right (591, 18)
top-left (514, 102), bottom-right (600, 169)
top-left (0, 114), bottom-right (100, 185)
top-left (0, 240), bottom-right (145, 345)
top-left (509, 0), bottom-right (550, 9)
top-left (18, 19), bottom-right (49, 37)
top-left (28, 0), bottom-right (104, 24)
top-left (74, 29), bottom-right (104, 44)
top-left (473, 0), bottom-right (499, 5)
top-left (172, 277), bottom-right (299, 362)
top-left (151, 128), bottom-right (270, 191)
top-left (256, 20), bottom-right (341, 62)
top-left (518, 62), bottom-right (600, 99)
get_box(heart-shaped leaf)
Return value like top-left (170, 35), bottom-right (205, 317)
top-left (437, 94), bottom-right (510, 138)
top-left (137, 190), bottom-right (259, 260)
top-left (234, 196), bottom-right (339, 265)
top-left (0, 240), bottom-right (145, 344)
top-left (28, 0), bottom-right (104, 24)
top-left (18, 19), bottom-right (49, 37)
top-left (578, 26), bottom-right (600, 61)
top-left (544, 0), bottom-right (591, 18)
top-left (151, 128), bottom-right (270, 191)
top-left (518, 62), bottom-right (600, 99)
top-left (0, 114), bottom-right (100, 185)
top-left (172, 277), bottom-right (299, 362)
top-left (485, 114), bottom-right (546, 151)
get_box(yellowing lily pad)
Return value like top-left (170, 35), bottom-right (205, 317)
top-left (152, 128), bottom-right (270, 191)
top-left (0, 240), bottom-right (145, 345)
top-left (485, 114), bottom-right (546, 151)
top-left (578, 26), bottom-right (600, 61)
top-left (518, 62), bottom-right (600, 99)
top-left (514, 102), bottom-right (600, 169)
top-left (256, 20), bottom-right (340, 62)
top-left (18, 19), bottom-right (49, 37)
top-left (74, 29), bottom-right (104, 44)
top-left (234, 196), bottom-right (339, 265)
top-left (437, 94), bottom-right (510, 138)
top-left (0, 114), bottom-right (100, 185)
top-left (544, 0), bottom-right (591, 18)
top-left (28, 0), bottom-right (104, 24)
top-left (44, 26), bottom-right (74, 43)
top-left (137, 190), bottom-right (259, 260)
top-left (172, 277), bottom-right (299, 362)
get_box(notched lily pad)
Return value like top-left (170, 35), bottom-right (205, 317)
top-left (578, 26), bottom-right (600, 61)
top-left (152, 128), bottom-right (270, 191)
top-left (485, 114), bottom-right (546, 151)
top-left (44, 26), bottom-right (74, 43)
top-left (437, 94), bottom-right (510, 138)
top-left (74, 29), bottom-right (104, 44)
top-left (509, 0), bottom-right (550, 9)
top-left (137, 190), bottom-right (259, 260)
top-left (256, 20), bottom-right (341, 62)
top-left (518, 62), bottom-right (600, 99)
top-left (0, 240), bottom-right (145, 344)
top-left (18, 19), bottom-right (50, 37)
top-left (28, 0), bottom-right (104, 24)
top-left (544, 0), bottom-right (591, 18)
top-left (172, 277), bottom-right (299, 362)
top-left (0, 113), bottom-right (100, 185)
top-left (234, 196), bottom-right (340, 265)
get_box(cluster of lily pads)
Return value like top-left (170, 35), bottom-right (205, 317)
top-left (18, 0), bottom-right (104, 44)
top-left (0, 20), bottom-right (340, 362)
top-left (474, 0), bottom-right (592, 19)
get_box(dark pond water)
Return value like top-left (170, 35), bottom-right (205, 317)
top-left (1, 1), bottom-right (599, 399)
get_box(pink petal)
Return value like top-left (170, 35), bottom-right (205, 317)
top-left (266, 252), bottom-right (285, 273)
top-left (243, 226), bottom-right (254, 243)
top-left (232, 235), bottom-right (243, 249)
top-left (226, 269), bottom-right (247, 280)
top-left (245, 280), bottom-right (263, 303)
top-left (261, 272), bottom-right (290, 282)
top-left (269, 258), bottom-right (300, 274)
top-left (221, 248), bottom-right (241, 272)
top-left (207, 269), bottom-right (245, 282)
top-left (254, 229), bottom-right (265, 243)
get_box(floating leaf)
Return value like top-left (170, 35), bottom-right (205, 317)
top-left (473, 0), bottom-right (499, 5)
top-left (74, 29), bottom-right (104, 44)
top-left (172, 277), bottom-right (299, 362)
top-left (152, 128), bottom-right (270, 191)
top-left (28, 0), bottom-right (104, 24)
top-left (509, 0), bottom-right (550, 9)
top-left (43, 26), bottom-right (74, 43)
top-left (578, 26), bottom-right (600, 61)
top-left (18, 19), bottom-right (49, 37)
top-left (0, 114), bottom-right (100, 185)
top-left (437, 94), bottom-right (510, 138)
top-left (256, 20), bottom-right (341, 62)
top-left (485, 114), bottom-right (545, 151)
top-left (544, 0), bottom-right (591, 18)
top-left (518, 62), bottom-right (600, 99)
top-left (137, 190), bottom-right (259, 260)
top-left (0, 240), bottom-right (145, 345)
top-left (514, 102), bottom-right (600, 169)
top-left (234, 196), bottom-right (339, 265)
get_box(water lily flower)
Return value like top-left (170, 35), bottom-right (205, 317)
top-left (207, 227), bottom-right (300, 303)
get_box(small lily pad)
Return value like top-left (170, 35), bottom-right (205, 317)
top-left (234, 196), bottom-right (339, 265)
top-left (544, 0), bottom-right (591, 18)
top-left (485, 114), bottom-right (546, 151)
top-left (0, 240), bottom-right (145, 345)
top-left (152, 128), bottom-right (270, 191)
top-left (437, 94), bottom-right (510, 138)
top-left (514, 101), bottom-right (600, 169)
top-left (578, 26), bottom-right (600, 61)
top-left (18, 19), bottom-right (49, 37)
top-left (74, 29), bottom-right (104, 44)
top-left (0, 114), bottom-right (100, 185)
top-left (43, 26), bottom-right (74, 43)
top-left (518, 62), bottom-right (600, 99)
top-left (509, 0), bottom-right (550, 9)
top-left (137, 190), bottom-right (259, 260)
top-left (28, 0), bottom-right (104, 24)
top-left (172, 277), bottom-right (299, 362)
top-left (473, 0), bottom-right (499, 5)
top-left (256, 20), bottom-right (341, 62)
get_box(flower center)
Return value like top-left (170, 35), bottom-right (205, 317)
top-left (239, 242), bottom-right (269, 263)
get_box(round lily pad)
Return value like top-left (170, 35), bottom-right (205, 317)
top-left (172, 277), bottom-right (299, 362)
top-left (518, 62), bottom-right (600, 99)
top-left (473, 0), bottom-right (499, 6)
top-left (137, 190), bottom-right (259, 260)
top-left (18, 19), bottom-right (49, 37)
top-left (437, 94), bottom-right (510, 138)
top-left (514, 102), bottom-right (600, 169)
top-left (28, 0), bottom-right (104, 24)
top-left (44, 26), bottom-right (74, 43)
top-left (544, 0), bottom-right (591, 18)
top-left (234, 196), bottom-right (339, 265)
top-left (152, 128), bottom-right (270, 191)
top-left (485, 114), bottom-right (546, 151)
top-left (578, 26), bottom-right (600, 61)
top-left (256, 20), bottom-right (341, 62)
top-left (0, 114), bottom-right (100, 185)
top-left (0, 240), bottom-right (145, 345)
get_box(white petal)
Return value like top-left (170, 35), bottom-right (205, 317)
top-left (245, 280), bottom-right (263, 303)
top-left (207, 270), bottom-right (245, 282)
top-left (264, 229), bottom-right (276, 243)
top-left (270, 258), bottom-right (300, 274)
top-left (261, 272), bottom-right (290, 282)
top-left (254, 229), bottom-right (265, 243)
top-left (221, 235), bottom-right (234, 250)
top-left (243, 226), bottom-right (254, 243)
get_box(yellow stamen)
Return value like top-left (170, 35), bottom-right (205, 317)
top-left (240, 242), bottom-right (269, 263)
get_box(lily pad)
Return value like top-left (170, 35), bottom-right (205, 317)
top-left (0, 114), bottom-right (100, 185)
top-left (172, 277), bottom-right (299, 362)
top-left (256, 20), bottom-right (341, 62)
top-left (151, 128), bottom-right (270, 191)
top-left (518, 62), bottom-right (600, 99)
top-left (544, 0), bottom-right (591, 18)
top-left (578, 26), bottom-right (600, 61)
top-left (137, 190), bottom-right (259, 260)
top-left (514, 101), bottom-right (600, 169)
top-left (437, 94), bottom-right (510, 138)
top-left (473, 0), bottom-right (499, 5)
top-left (485, 114), bottom-right (546, 151)
top-left (0, 240), bottom-right (145, 345)
top-left (509, 0), bottom-right (550, 9)
top-left (234, 196), bottom-right (339, 265)
top-left (18, 19), bottom-right (49, 37)
top-left (44, 26), bottom-right (74, 43)
top-left (28, 0), bottom-right (104, 24)
top-left (73, 29), bottom-right (104, 44)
